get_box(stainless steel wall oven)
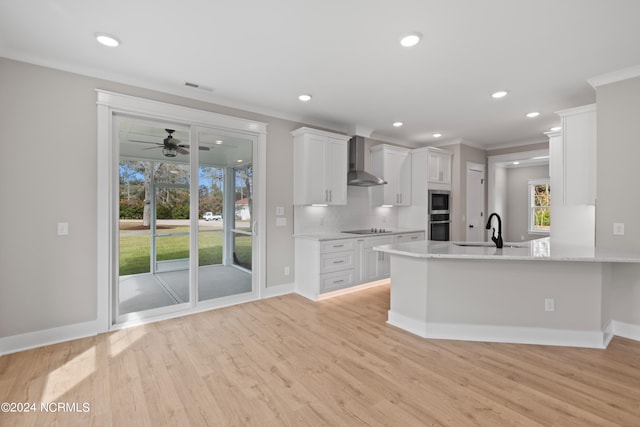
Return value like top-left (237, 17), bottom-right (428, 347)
top-left (428, 190), bottom-right (450, 241)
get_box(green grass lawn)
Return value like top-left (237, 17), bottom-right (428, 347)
top-left (119, 224), bottom-right (252, 276)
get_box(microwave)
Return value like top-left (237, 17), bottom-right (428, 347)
top-left (428, 190), bottom-right (450, 214)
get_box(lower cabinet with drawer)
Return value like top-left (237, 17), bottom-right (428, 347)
top-left (394, 231), bottom-right (425, 243)
top-left (294, 231), bottom-right (425, 300)
top-left (295, 237), bottom-right (357, 300)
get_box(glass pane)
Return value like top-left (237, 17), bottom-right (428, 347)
top-left (118, 120), bottom-right (190, 316)
top-left (198, 166), bottom-right (224, 266)
top-left (233, 165), bottom-right (252, 270)
top-left (534, 184), bottom-right (550, 207)
top-left (119, 160), bottom-right (149, 276)
top-left (198, 130), bottom-right (253, 301)
top-left (233, 232), bottom-right (252, 270)
top-left (532, 207), bottom-right (550, 231)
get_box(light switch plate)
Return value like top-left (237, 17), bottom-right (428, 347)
top-left (57, 222), bottom-right (69, 236)
top-left (276, 206), bottom-right (285, 216)
top-left (613, 223), bottom-right (625, 235)
top-left (276, 217), bottom-right (287, 227)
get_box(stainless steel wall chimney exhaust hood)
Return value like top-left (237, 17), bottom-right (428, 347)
top-left (347, 136), bottom-right (387, 186)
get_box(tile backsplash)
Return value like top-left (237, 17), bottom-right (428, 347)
top-left (294, 186), bottom-right (400, 234)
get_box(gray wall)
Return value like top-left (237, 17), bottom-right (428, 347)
top-left (596, 76), bottom-right (640, 250)
top-left (0, 57), bottom-right (303, 337)
top-left (596, 75), bottom-right (640, 326)
top-left (505, 165), bottom-right (549, 241)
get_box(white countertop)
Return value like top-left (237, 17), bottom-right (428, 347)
top-left (294, 229), bottom-right (425, 241)
top-left (374, 237), bottom-right (640, 263)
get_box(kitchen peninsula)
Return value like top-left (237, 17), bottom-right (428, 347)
top-left (374, 238), bottom-right (640, 348)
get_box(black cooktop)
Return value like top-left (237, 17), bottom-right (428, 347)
top-left (342, 228), bottom-right (392, 235)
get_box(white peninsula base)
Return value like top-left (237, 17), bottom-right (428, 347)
top-left (387, 255), bottom-right (612, 348)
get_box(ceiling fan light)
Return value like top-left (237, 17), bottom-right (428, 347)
top-left (163, 147), bottom-right (177, 157)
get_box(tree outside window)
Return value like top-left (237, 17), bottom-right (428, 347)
top-left (529, 179), bottom-right (550, 233)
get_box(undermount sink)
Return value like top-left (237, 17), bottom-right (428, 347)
top-left (452, 241), bottom-right (529, 248)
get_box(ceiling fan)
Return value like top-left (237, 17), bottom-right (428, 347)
top-left (130, 129), bottom-right (210, 157)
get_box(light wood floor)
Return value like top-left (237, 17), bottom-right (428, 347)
top-left (1, 284), bottom-right (639, 426)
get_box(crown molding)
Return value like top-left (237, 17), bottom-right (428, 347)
top-left (588, 64), bottom-right (640, 88)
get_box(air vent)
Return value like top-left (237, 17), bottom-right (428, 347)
top-left (184, 82), bottom-right (214, 92)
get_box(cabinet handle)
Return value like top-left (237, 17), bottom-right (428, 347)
top-left (333, 279), bottom-right (345, 284)
top-left (329, 189), bottom-right (332, 202)
top-left (332, 244), bottom-right (344, 248)
top-left (411, 236), bottom-right (418, 240)
top-left (333, 260), bottom-right (345, 264)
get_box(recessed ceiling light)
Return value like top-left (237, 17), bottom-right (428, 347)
top-left (393, 122), bottom-right (403, 127)
top-left (400, 32), bottom-right (422, 47)
top-left (95, 33), bottom-right (120, 47)
top-left (550, 126), bottom-right (562, 131)
top-left (432, 133), bottom-right (442, 138)
top-left (237, 159), bottom-right (243, 163)
top-left (215, 140), bottom-right (223, 144)
top-left (491, 90), bottom-right (509, 99)
top-left (298, 94), bottom-right (312, 102)
top-left (526, 111), bottom-right (540, 118)
top-left (513, 161), bottom-right (520, 165)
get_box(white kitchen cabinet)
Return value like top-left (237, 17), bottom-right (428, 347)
top-left (360, 236), bottom-right (394, 282)
top-left (292, 127), bottom-right (350, 205)
top-left (405, 147), bottom-right (454, 207)
top-left (554, 104), bottom-right (596, 206)
top-left (427, 150), bottom-right (452, 185)
top-left (370, 144), bottom-right (412, 206)
top-left (394, 231), bottom-right (425, 243)
top-left (295, 237), bottom-right (358, 300)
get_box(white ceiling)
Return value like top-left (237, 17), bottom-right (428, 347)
top-left (2, 0), bottom-right (640, 148)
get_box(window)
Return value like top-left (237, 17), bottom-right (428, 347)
top-left (529, 179), bottom-right (550, 233)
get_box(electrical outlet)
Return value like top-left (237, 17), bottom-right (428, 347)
top-left (544, 298), bottom-right (555, 312)
top-left (284, 266), bottom-right (290, 276)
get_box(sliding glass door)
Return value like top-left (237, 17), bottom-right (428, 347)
top-left (114, 115), bottom-right (256, 322)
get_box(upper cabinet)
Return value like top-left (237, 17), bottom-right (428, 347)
top-left (292, 127), bottom-right (350, 205)
top-left (553, 104), bottom-right (597, 206)
top-left (427, 150), bottom-right (452, 185)
top-left (370, 144), bottom-right (412, 206)
top-left (409, 147), bottom-right (453, 206)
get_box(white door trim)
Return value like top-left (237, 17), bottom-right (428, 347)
top-left (96, 90), bottom-right (268, 332)
top-left (466, 162), bottom-right (486, 242)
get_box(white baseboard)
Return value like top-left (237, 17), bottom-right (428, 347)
top-left (261, 282), bottom-right (295, 299)
top-left (0, 320), bottom-right (99, 356)
top-left (611, 320), bottom-right (640, 342)
top-left (388, 310), bottom-right (608, 349)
